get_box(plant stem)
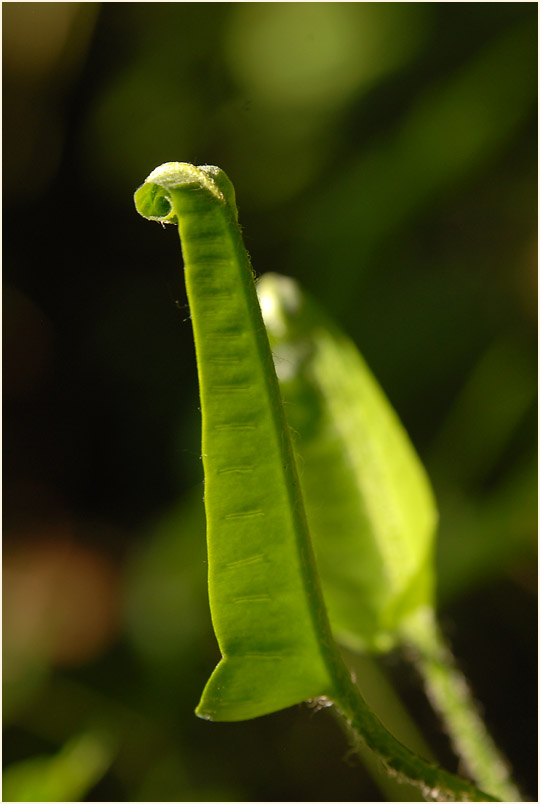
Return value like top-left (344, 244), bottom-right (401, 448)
top-left (332, 651), bottom-right (436, 801)
top-left (327, 652), bottom-right (498, 802)
top-left (400, 608), bottom-right (521, 802)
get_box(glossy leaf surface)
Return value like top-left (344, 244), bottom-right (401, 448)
top-left (257, 273), bottom-right (438, 653)
top-left (135, 164), bottom-right (335, 721)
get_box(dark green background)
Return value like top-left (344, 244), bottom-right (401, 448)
top-left (3, 3), bottom-right (537, 801)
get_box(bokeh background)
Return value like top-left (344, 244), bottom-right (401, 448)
top-left (3, 3), bottom-right (537, 801)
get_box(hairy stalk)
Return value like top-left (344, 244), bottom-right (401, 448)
top-left (335, 650), bottom-right (436, 801)
top-left (401, 609), bottom-right (521, 801)
top-left (326, 651), bottom-right (497, 803)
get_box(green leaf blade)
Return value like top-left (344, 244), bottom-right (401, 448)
top-left (135, 164), bottom-right (334, 721)
top-left (257, 273), bottom-right (437, 653)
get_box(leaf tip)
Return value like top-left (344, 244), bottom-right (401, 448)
top-left (194, 706), bottom-right (214, 722)
top-left (134, 162), bottom-right (238, 224)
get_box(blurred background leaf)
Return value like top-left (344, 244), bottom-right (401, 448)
top-left (2, 730), bottom-right (115, 803)
top-left (3, 3), bottom-right (536, 801)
